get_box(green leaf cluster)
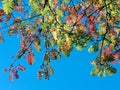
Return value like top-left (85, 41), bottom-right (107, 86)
top-left (2, 0), bottom-right (14, 14)
top-left (90, 68), bottom-right (117, 77)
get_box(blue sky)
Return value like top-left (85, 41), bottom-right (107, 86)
top-left (0, 1), bottom-right (120, 90)
top-left (0, 34), bottom-right (120, 90)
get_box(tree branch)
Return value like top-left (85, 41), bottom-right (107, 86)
top-left (0, 14), bottom-right (41, 30)
top-left (10, 29), bottom-right (42, 66)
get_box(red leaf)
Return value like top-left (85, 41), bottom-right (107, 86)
top-left (18, 64), bottom-right (26, 71)
top-left (102, 48), bottom-right (111, 55)
top-left (3, 68), bottom-right (7, 73)
top-left (38, 71), bottom-right (42, 80)
top-left (14, 17), bottom-right (21, 23)
top-left (89, 16), bottom-right (96, 21)
top-left (113, 60), bottom-right (116, 64)
top-left (13, 71), bottom-right (19, 79)
top-left (113, 54), bottom-right (118, 60)
top-left (6, 14), bottom-right (11, 21)
top-left (16, 5), bottom-right (23, 12)
top-left (0, 17), bottom-right (4, 22)
top-left (113, 54), bottom-right (118, 64)
top-left (0, 9), bottom-right (4, 16)
top-left (26, 52), bottom-right (34, 65)
top-left (77, 13), bottom-right (84, 19)
top-left (88, 24), bottom-right (95, 35)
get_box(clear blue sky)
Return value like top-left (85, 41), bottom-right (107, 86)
top-left (0, 34), bottom-right (120, 90)
top-left (0, 1), bottom-right (120, 90)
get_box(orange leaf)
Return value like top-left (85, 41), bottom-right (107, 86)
top-left (113, 54), bottom-right (118, 64)
top-left (26, 52), bottom-right (34, 65)
top-left (9, 74), bottom-right (13, 81)
top-left (53, 0), bottom-right (58, 5)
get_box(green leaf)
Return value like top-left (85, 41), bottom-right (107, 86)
top-left (63, 0), bottom-right (70, 4)
top-left (51, 49), bottom-right (61, 60)
top-left (111, 11), bottom-right (118, 16)
top-left (46, 66), bottom-right (54, 75)
top-left (44, 52), bottom-right (50, 65)
top-left (95, 68), bottom-right (100, 74)
top-left (104, 40), bottom-right (109, 46)
top-left (88, 46), bottom-right (94, 53)
top-left (8, 29), bottom-right (15, 36)
top-left (103, 69), bottom-right (107, 77)
top-left (2, 0), bottom-right (14, 14)
top-left (98, 69), bottom-right (103, 77)
top-left (57, 38), bottom-right (64, 46)
top-left (98, 29), bottom-right (106, 35)
top-left (56, 8), bottom-right (64, 17)
top-left (76, 45), bottom-right (83, 51)
top-left (88, 43), bottom-right (99, 53)
top-left (107, 70), bottom-right (113, 76)
top-left (33, 37), bottom-right (41, 51)
top-left (33, 43), bottom-right (41, 52)
top-left (62, 50), bottom-right (70, 56)
top-left (90, 69), bottom-right (96, 76)
top-left (110, 68), bottom-right (117, 73)
top-left (41, 6), bottom-right (50, 15)
top-left (41, 22), bottom-right (50, 30)
top-left (50, 40), bottom-right (56, 46)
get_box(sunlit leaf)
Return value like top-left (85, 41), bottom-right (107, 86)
top-left (46, 66), bottom-right (54, 75)
top-left (33, 37), bottom-right (41, 51)
top-left (56, 8), bottom-right (64, 17)
top-left (76, 45), bottom-right (83, 51)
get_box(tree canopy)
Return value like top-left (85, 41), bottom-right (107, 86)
top-left (0, 0), bottom-right (120, 81)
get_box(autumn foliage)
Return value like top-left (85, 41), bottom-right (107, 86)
top-left (0, 0), bottom-right (120, 81)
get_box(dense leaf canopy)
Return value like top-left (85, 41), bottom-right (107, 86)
top-left (0, 0), bottom-right (120, 81)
